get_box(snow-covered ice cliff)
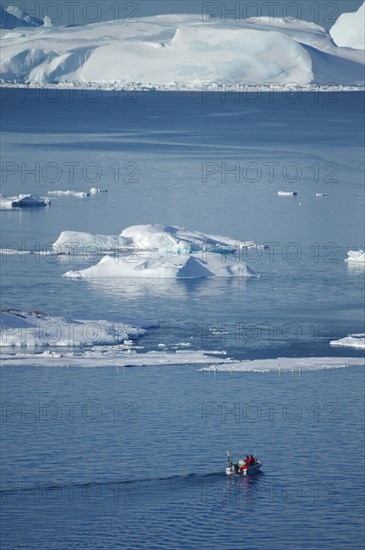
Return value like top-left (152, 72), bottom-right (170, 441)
top-left (1, 10), bottom-right (364, 88)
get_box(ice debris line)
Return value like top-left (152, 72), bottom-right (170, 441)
top-left (48, 188), bottom-right (107, 198)
top-left (54, 224), bottom-right (258, 279)
top-left (0, 194), bottom-right (50, 208)
top-left (0, 309), bottom-right (154, 347)
top-left (1, 6), bottom-right (364, 88)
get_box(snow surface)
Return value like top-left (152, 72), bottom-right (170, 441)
top-left (1, 13), bottom-right (364, 87)
top-left (53, 230), bottom-right (130, 254)
top-left (330, 334), bottom-right (365, 349)
top-left (330, 2), bottom-right (365, 49)
top-left (0, 193), bottom-right (50, 208)
top-left (199, 356), bottom-right (364, 373)
top-left (345, 250), bottom-right (365, 263)
top-left (0, 309), bottom-right (149, 347)
top-left (53, 224), bottom-right (261, 255)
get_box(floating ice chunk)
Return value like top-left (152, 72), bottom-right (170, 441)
top-left (345, 250), bottom-right (365, 263)
top-left (330, 334), bottom-right (365, 349)
top-left (64, 252), bottom-right (255, 279)
top-left (0, 309), bottom-right (147, 347)
top-left (48, 190), bottom-right (90, 198)
top-left (0, 248), bottom-right (32, 255)
top-left (89, 187), bottom-right (108, 194)
top-left (0, 194), bottom-right (50, 208)
top-left (278, 191), bottom-right (298, 197)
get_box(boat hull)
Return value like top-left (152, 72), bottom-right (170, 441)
top-left (226, 461), bottom-right (262, 476)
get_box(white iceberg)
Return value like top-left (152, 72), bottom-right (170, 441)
top-left (345, 250), bottom-right (365, 263)
top-left (64, 252), bottom-right (255, 279)
top-left (0, 13), bottom-right (364, 87)
top-left (53, 224), bottom-right (261, 255)
top-left (0, 193), bottom-right (50, 208)
top-left (330, 2), bottom-right (365, 50)
top-left (330, 334), bottom-right (365, 350)
top-left (0, 309), bottom-right (149, 347)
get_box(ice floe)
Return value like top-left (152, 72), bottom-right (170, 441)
top-left (0, 349), bottom-right (230, 368)
top-left (0, 194), bottom-right (50, 208)
top-left (0, 309), bottom-right (150, 347)
top-left (345, 250), bottom-right (365, 263)
top-left (330, 334), bottom-right (365, 350)
top-left (199, 356), bottom-right (364, 373)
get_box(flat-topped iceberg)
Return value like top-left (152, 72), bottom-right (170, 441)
top-left (0, 194), bottom-right (50, 208)
top-left (345, 250), bottom-right (365, 263)
top-left (1, 12), bottom-right (364, 87)
top-left (0, 309), bottom-right (149, 347)
top-left (65, 252), bottom-right (255, 279)
top-left (53, 224), bottom-right (261, 254)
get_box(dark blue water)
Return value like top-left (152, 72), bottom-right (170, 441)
top-left (1, 89), bottom-right (364, 548)
top-left (1, 364), bottom-right (364, 549)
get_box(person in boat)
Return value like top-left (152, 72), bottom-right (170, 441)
top-left (250, 455), bottom-right (256, 465)
top-left (246, 455), bottom-right (255, 467)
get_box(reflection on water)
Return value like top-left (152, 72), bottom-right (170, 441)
top-left (82, 275), bottom-right (251, 299)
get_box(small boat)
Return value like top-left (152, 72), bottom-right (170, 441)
top-left (226, 451), bottom-right (262, 476)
